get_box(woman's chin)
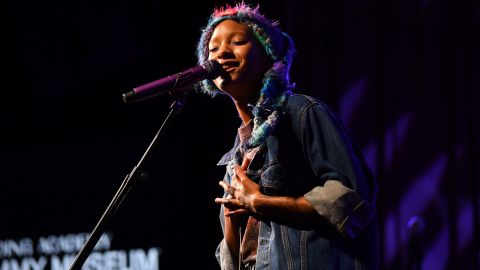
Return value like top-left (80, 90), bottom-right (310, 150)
top-left (215, 77), bottom-right (232, 90)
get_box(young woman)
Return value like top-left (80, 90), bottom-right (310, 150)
top-left (196, 3), bottom-right (379, 269)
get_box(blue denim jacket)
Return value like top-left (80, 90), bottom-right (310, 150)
top-left (216, 94), bottom-right (379, 270)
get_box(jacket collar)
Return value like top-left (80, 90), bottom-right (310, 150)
top-left (217, 134), bottom-right (241, 166)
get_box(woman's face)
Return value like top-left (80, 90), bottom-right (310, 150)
top-left (208, 19), bottom-right (271, 102)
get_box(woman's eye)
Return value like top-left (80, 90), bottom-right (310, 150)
top-left (232, 40), bottom-right (247, 45)
top-left (209, 47), bottom-right (219, 53)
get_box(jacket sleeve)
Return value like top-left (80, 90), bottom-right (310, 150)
top-left (216, 239), bottom-right (240, 270)
top-left (304, 180), bottom-right (374, 238)
top-left (291, 96), bottom-right (377, 238)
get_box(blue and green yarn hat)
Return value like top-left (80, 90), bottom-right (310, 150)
top-left (196, 2), bottom-right (296, 147)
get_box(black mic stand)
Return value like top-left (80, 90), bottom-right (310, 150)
top-left (68, 94), bottom-right (186, 270)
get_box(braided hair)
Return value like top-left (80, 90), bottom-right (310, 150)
top-left (196, 2), bottom-right (296, 147)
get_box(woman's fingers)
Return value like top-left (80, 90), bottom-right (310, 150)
top-left (241, 157), bottom-right (251, 171)
top-left (225, 208), bottom-right (249, 216)
top-left (219, 181), bottom-right (237, 197)
top-left (214, 197), bottom-right (240, 205)
top-left (215, 197), bottom-right (228, 204)
top-left (215, 197), bottom-right (245, 208)
top-left (218, 180), bottom-right (229, 191)
top-left (233, 165), bottom-right (247, 183)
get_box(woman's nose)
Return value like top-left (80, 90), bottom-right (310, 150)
top-left (217, 45), bottom-right (233, 59)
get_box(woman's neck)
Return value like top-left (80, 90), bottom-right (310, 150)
top-left (234, 99), bottom-right (254, 125)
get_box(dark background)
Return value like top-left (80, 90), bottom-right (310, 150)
top-left (2, 0), bottom-right (479, 269)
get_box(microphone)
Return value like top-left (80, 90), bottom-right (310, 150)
top-left (122, 59), bottom-right (222, 104)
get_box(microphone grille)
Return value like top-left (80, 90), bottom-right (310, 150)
top-left (202, 60), bottom-right (222, 79)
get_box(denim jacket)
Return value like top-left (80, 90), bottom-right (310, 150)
top-left (216, 94), bottom-right (379, 270)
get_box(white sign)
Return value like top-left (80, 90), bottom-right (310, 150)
top-left (0, 233), bottom-right (161, 270)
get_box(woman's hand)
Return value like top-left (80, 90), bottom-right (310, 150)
top-left (231, 164), bottom-right (263, 212)
top-left (215, 158), bottom-right (263, 216)
top-left (215, 186), bottom-right (250, 217)
top-left (215, 159), bottom-right (257, 258)
top-left (215, 159), bottom-right (264, 217)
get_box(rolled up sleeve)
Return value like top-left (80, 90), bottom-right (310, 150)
top-left (304, 180), bottom-right (375, 238)
top-left (215, 239), bottom-right (239, 270)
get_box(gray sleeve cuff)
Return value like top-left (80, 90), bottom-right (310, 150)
top-left (304, 180), bottom-right (375, 238)
top-left (215, 239), bottom-right (239, 270)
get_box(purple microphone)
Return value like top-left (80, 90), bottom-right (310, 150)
top-left (122, 60), bottom-right (221, 104)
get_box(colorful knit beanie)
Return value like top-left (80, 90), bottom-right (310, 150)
top-left (196, 2), bottom-right (296, 147)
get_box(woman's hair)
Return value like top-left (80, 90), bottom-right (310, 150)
top-left (196, 2), bottom-right (296, 147)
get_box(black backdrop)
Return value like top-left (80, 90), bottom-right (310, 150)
top-left (2, 0), bottom-right (479, 269)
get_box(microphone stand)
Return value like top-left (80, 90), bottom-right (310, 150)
top-left (68, 94), bottom-right (187, 270)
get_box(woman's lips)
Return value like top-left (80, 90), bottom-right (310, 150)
top-left (220, 61), bottom-right (239, 73)
top-left (224, 66), bottom-right (236, 72)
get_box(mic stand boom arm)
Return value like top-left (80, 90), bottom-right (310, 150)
top-left (68, 95), bottom-right (186, 270)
